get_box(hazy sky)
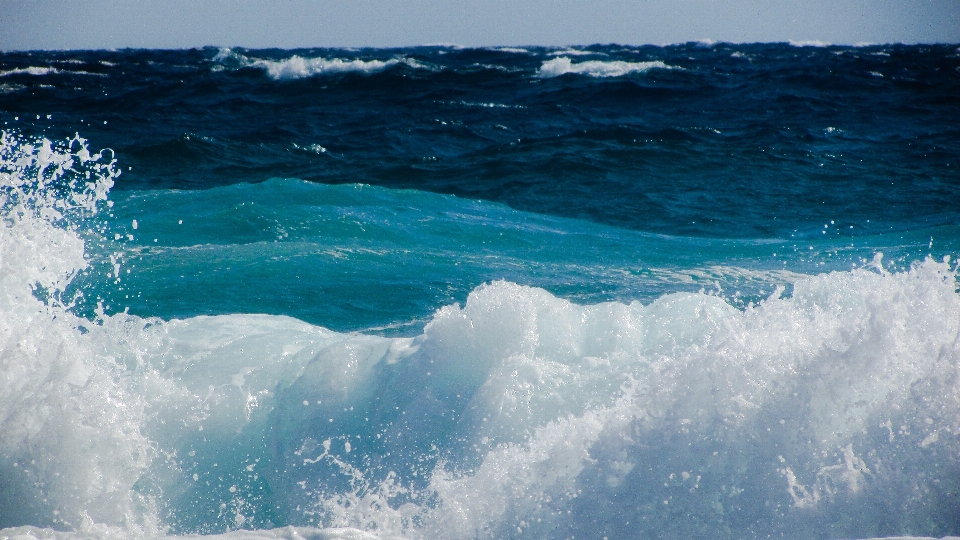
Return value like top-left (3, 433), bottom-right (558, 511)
top-left (1, 0), bottom-right (958, 50)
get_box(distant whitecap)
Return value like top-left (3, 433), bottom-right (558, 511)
top-left (537, 57), bottom-right (674, 78)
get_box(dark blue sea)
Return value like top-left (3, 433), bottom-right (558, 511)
top-left (1, 43), bottom-right (959, 540)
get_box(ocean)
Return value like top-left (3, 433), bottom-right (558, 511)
top-left (0, 42), bottom-right (959, 539)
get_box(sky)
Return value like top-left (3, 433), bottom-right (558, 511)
top-left (1, 0), bottom-right (958, 50)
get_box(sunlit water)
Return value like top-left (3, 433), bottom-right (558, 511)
top-left (1, 43), bottom-right (959, 539)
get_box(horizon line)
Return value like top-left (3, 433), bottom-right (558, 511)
top-left (4, 39), bottom-right (959, 54)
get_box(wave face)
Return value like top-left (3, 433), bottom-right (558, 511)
top-left (1, 43), bottom-right (960, 540)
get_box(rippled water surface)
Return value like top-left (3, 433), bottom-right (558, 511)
top-left (0, 43), bottom-right (958, 539)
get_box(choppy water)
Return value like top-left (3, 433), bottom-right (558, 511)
top-left (1, 42), bottom-right (959, 540)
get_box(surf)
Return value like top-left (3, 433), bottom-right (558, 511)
top-left (1, 131), bottom-right (958, 539)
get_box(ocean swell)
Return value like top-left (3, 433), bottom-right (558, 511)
top-left (1, 132), bottom-right (959, 539)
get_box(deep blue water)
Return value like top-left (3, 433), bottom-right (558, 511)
top-left (0, 43), bottom-right (959, 540)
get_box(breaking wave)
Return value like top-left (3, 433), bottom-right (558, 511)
top-left (212, 48), bottom-right (429, 80)
top-left (537, 57), bottom-right (674, 78)
top-left (1, 132), bottom-right (959, 539)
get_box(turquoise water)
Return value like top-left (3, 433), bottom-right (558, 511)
top-left (76, 177), bottom-right (959, 336)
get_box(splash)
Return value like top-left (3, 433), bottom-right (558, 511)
top-left (1, 131), bottom-right (958, 539)
top-left (0, 132), bottom-right (158, 535)
top-left (302, 269), bottom-right (960, 538)
top-left (0, 130), bottom-right (116, 308)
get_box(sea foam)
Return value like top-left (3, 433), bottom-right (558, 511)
top-left (212, 48), bottom-right (427, 80)
top-left (0, 67), bottom-right (61, 77)
top-left (0, 132), bottom-right (156, 534)
top-left (0, 68), bottom-right (104, 78)
top-left (537, 57), bottom-right (674, 78)
top-left (254, 57), bottom-right (427, 80)
top-left (1, 132), bottom-right (958, 539)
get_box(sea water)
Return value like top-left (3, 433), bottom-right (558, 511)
top-left (0, 43), bottom-right (959, 539)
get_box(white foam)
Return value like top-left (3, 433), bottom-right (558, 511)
top-left (256, 57), bottom-right (428, 80)
top-left (1, 131), bottom-right (959, 539)
top-left (302, 262), bottom-right (956, 533)
top-left (213, 48), bottom-right (430, 80)
top-left (537, 57), bottom-right (674, 78)
top-left (546, 49), bottom-right (598, 57)
top-left (0, 67), bottom-right (105, 78)
top-left (0, 67), bottom-right (61, 77)
top-left (0, 83), bottom-right (25, 95)
top-left (0, 132), bottom-right (152, 533)
top-left (789, 40), bottom-right (832, 47)
top-left (307, 262), bottom-right (958, 537)
top-left (0, 525), bottom-right (397, 540)
top-left (447, 101), bottom-right (526, 110)
top-left (3, 524), bottom-right (954, 540)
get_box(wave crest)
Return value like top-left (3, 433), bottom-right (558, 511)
top-left (537, 57), bottom-right (674, 78)
top-left (213, 48), bottom-right (429, 80)
top-left (1, 130), bottom-right (959, 539)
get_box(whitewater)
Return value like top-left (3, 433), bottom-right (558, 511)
top-left (1, 43), bottom-right (959, 539)
top-left (1, 130), bottom-right (958, 540)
